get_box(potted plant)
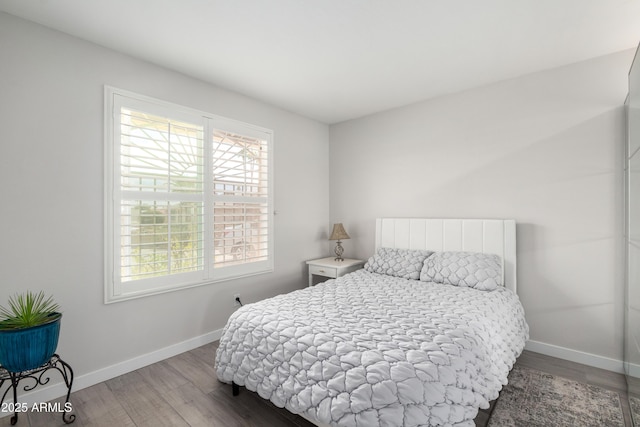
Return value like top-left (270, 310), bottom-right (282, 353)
top-left (0, 291), bottom-right (61, 372)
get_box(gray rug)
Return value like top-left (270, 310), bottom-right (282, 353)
top-left (488, 365), bottom-right (624, 427)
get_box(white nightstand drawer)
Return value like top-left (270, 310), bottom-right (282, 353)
top-left (306, 257), bottom-right (365, 286)
top-left (309, 264), bottom-right (337, 278)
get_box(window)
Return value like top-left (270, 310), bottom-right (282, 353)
top-left (105, 87), bottom-right (273, 302)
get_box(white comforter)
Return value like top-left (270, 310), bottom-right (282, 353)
top-left (215, 270), bottom-right (528, 426)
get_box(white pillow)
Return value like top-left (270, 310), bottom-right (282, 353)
top-left (420, 251), bottom-right (502, 290)
top-left (364, 248), bottom-right (433, 280)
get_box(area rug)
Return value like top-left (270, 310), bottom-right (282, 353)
top-left (488, 365), bottom-right (624, 427)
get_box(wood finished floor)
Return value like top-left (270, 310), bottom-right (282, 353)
top-left (0, 342), bottom-right (633, 427)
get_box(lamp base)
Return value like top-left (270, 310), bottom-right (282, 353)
top-left (334, 240), bottom-right (344, 261)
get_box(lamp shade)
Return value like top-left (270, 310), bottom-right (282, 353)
top-left (329, 223), bottom-right (350, 241)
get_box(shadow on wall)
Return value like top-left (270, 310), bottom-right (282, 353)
top-left (517, 222), bottom-right (622, 356)
top-left (411, 108), bottom-right (618, 221)
top-left (348, 107), bottom-right (623, 251)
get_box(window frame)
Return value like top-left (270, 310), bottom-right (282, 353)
top-left (104, 86), bottom-right (274, 303)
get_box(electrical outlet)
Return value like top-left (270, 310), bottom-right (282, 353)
top-left (233, 294), bottom-right (241, 307)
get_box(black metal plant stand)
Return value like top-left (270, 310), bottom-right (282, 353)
top-left (0, 354), bottom-right (75, 425)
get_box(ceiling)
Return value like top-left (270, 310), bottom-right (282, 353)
top-left (1, 0), bottom-right (639, 124)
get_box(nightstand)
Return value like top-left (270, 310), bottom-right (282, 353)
top-left (306, 257), bottom-right (365, 286)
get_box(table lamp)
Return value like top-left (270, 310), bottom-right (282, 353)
top-left (329, 223), bottom-right (350, 261)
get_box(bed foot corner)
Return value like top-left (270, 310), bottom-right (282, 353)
top-left (232, 381), bottom-right (239, 396)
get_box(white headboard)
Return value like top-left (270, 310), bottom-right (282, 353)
top-left (375, 218), bottom-right (517, 293)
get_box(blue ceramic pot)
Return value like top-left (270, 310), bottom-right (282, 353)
top-left (0, 313), bottom-right (61, 372)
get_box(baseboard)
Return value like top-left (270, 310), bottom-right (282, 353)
top-left (626, 361), bottom-right (640, 378)
top-left (525, 340), bottom-right (624, 373)
top-left (0, 328), bottom-right (223, 415)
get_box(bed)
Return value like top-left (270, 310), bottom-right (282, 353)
top-left (215, 218), bottom-right (529, 426)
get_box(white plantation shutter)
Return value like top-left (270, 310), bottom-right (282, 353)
top-left (105, 87), bottom-right (273, 302)
top-left (119, 108), bottom-right (205, 285)
top-left (212, 129), bottom-right (270, 271)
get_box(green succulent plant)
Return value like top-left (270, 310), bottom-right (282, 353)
top-left (0, 291), bottom-right (60, 330)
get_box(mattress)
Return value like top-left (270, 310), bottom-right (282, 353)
top-left (215, 269), bottom-right (528, 426)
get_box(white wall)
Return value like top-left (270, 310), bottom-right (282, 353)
top-left (330, 50), bottom-right (634, 366)
top-left (0, 12), bottom-right (329, 382)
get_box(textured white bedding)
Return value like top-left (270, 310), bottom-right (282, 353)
top-left (215, 270), bottom-right (528, 426)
